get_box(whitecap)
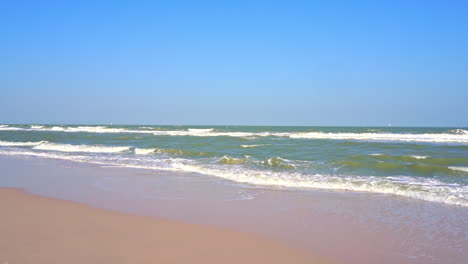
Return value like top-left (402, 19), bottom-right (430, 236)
top-left (0, 148), bottom-right (467, 206)
top-left (0, 140), bottom-right (47, 147)
top-left (410, 155), bottom-right (429, 159)
top-left (134, 148), bottom-right (155, 155)
top-left (448, 166), bottom-right (468, 172)
top-left (33, 143), bottom-right (131, 153)
top-left (240, 144), bottom-right (267, 148)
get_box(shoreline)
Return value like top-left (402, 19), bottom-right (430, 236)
top-left (0, 187), bottom-right (326, 264)
top-left (0, 155), bottom-right (466, 263)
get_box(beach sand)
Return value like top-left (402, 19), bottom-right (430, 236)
top-left (0, 188), bottom-right (327, 264)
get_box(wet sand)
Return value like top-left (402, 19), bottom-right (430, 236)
top-left (0, 188), bottom-right (326, 264)
top-left (0, 155), bottom-right (466, 264)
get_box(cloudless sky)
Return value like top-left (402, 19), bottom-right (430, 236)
top-left (1, 0), bottom-right (467, 126)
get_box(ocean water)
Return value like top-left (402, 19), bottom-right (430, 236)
top-left (0, 124), bottom-right (467, 206)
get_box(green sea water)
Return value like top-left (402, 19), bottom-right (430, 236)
top-left (1, 124), bottom-right (467, 206)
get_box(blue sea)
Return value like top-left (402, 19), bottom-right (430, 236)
top-left (0, 124), bottom-right (467, 206)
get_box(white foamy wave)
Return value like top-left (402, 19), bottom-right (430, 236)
top-left (188, 166), bottom-right (468, 206)
top-left (0, 148), bottom-right (466, 206)
top-left (46, 126), bottom-right (129, 133)
top-left (445, 129), bottom-right (468, 135)
top-left (3, 125), bottom-right (468, 144)
top-left (448, 166), bottom-right (468, 172)
top-left (33, 143), bottom-right (131, 153)
top-left (0, 140), bottom-right (47, 147)
top-left (0, 126), bottom-right (24, 131)
top-left (134, 148), bottom-right (155, 155)
top-left (0, 125), bottom-right (131, 134)
top-left (240, 144), bottom-right (267, 148)
top-left (410, 155), bottom-right (429, 159)
top-left (289, 132), bottom-right (468, 144)
top-left (187, 128), bottom-right (214, 132)
top-left (150, 130), bottom-right (269, 138)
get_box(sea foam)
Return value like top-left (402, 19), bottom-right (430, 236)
top-left (448, 166), bottom-right (468, 172)
top-left (32, 143), bottom-right (131, 153)
top-left (0, 140), bottom-right (48, 147)
top-left (134, 148), bottom-right (155, 155)
top-left (1, 125), bottom-right (468, 143)
top-left (0, 148), bottom-right (466, 207)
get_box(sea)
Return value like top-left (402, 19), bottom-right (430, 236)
top-left (1, 124), bottom-right (467, 207)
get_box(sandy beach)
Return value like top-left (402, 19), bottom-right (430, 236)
top-left (0, 187), bottom-right (326, 264)
top-left (0, 155), bottom-right (466, 263)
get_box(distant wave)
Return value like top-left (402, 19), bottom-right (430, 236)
top-left (187, 128), bottom-right (214, 132)
top-left (445, 129), bottom-right (468, 135)
top-left (409, 155), bottom-right (429, 159)
top-left (368, 154), bottom-right (429, 160)
top-left (449, 166), bottom-right (468, 172)
top-left (240, 144), bottom-right (268, 148)
top-left (288, 131), bottom-right (468, 143)
top-left (0, 140), bottom-right (48, 147)
top-left (0, 125), bottom-right (23, 131)
top-left (1, 125), bottom-right (468, 143)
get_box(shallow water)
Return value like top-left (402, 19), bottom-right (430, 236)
top-left (0, 156), bottom-right (466, 264)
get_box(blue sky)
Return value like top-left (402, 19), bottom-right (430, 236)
top-left (1, 0), bottom-right (467, 126)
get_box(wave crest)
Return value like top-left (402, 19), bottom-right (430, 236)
top-left (0, 149), bottom-right (466, 206)
top-left (257, 157), bottom-right (296, 169)
top-left (1, 125), bottom-right (468, 143)
top-left (218, 156), bottom-right (246, 165)
top-left (445, 129), bottom-right (468, 135)
top-left (33, 143), bottom-right (131, 153)
top-left (0, 140), bottom-right (48, 147)
top-left (134, 148), bottom-right (155, 155)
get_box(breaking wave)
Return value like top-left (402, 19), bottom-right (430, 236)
top-left (241, 144), bottom-right (268, 148)
top-left (449, 166), bottom-right (468, 172)
top-left (0, 148), bottom-right (466, 207)
top-left (0, 140), bottom-right (48, 147)
top-left (134, 148), bottom-right (155, 155)
top-left (0, 125), bottom-right (468, 143)
top-left (218, 156), bottom-right (247, 165)
top-left (289, 132), bottom-right (468, 144)
top-left (445, 129), bottom-right (468, 135)
top-left (32, 143), bottom-right (131, 153)
top-left (256, 157), bottom-right (297, 169)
